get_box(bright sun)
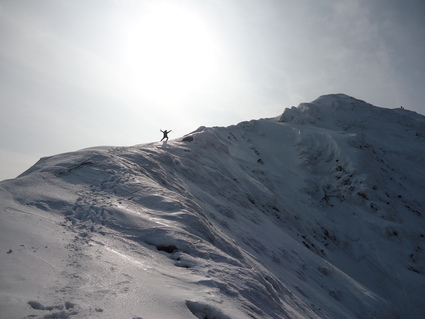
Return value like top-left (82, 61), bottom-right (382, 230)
top-left (127, 4), bottom-right (220, 103)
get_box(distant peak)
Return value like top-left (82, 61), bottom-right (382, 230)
top-left (312, 93), bottom-right (370, 106)
top-left (278, 93), bottom-right (374, 126)
top-left (278, 93), bottom-right (425, 133)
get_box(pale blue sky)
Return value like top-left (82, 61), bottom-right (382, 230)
top-left (1, 0), bottom-right (424, 181)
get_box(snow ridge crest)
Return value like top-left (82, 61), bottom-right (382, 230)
top-left (1, 94), bottom-right (425, 319)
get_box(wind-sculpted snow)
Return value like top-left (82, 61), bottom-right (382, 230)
top-left (1, 94), bottom-right (425, 318)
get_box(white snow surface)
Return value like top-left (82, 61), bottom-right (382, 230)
top-left (1, 94), bottom-right (425, 319)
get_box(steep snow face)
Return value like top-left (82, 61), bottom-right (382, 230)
top-left (1, 94), bottom-right (425, 319)
top-left (277, 94), bottom-right (425, 317)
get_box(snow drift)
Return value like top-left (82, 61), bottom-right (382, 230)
top-left (1, 94), bottom-right (424, 319)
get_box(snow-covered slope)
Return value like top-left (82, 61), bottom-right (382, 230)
top-left (1, 94), bottom-right (424, 319)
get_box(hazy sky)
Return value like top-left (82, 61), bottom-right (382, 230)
top-left (1, 0), bottom-right (425, 181)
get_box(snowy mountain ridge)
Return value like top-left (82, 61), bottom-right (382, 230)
top-left (1, 94), bottom-right (425, 319)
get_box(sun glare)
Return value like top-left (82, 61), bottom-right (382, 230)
top-left (127, 4), bottom-right (220, 104)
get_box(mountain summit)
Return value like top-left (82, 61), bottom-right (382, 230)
top-left (1, 94), bottom-right (424, 318)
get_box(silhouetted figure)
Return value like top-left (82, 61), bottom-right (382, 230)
top-left (160, 129), bottom-right (172, 141)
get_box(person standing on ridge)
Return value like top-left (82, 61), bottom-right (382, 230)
top-left (160, 129), bottom-right (172, 141)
